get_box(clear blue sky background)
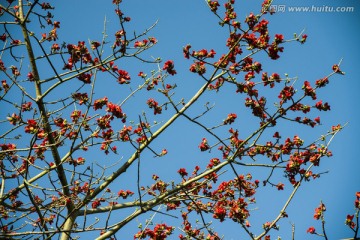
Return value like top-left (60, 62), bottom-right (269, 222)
top-left (5, 0), bottom-right (359, 239)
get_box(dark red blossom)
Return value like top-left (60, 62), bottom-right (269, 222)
top-left (300, 34), bottom-right (308, 44)
top-left (268, 43), bottom-right (284, 60)
top-left (274, 34), bottom-right (284, 43)
top-left (147, 98), bottom-right (162, 115)
top-left (302, 81), bottom-right (317, 100)
top-left (77, 72), bottom-right (92, 84)
top-left (1, 80), bottom-right (9, 92)
top-left (199, 138), bottom-right (210, 151)
top-left (119, 125), bottom-right (132, 141)
top-left (72, 92), bottom-right (89, 105)
top-left (223, 113), bottom-right (237, 125)
top-left (306, 227), bottom-right (316, 234)
top-left (118, 190), bottom-right (134, 199)
top-left (163, 60), bottom-right (177, 75)
top-left (7, 113), bottom-right (20, 125)
top-left (91, 41), bottom-right (101, 50)
top-left (0, 33), bottom-right (6, 42)
top-left (117, 70), bottom-right (130, 84)
top-left (189, 61), bottom-right (206, 75)
top-left (134, 223), bottom-right (174, 240)
top-left (213, 206), bottom-right (227, 222)
top-left (345, 214), bottom-right (356, 229)
top-left (177, 168), bottom-right (188, 177)
top-left (315, 77), bottom-right (329, 87)
top-left (93, 97), bottom-right (108, 110)
top-left (183, 44), bottom-right (191, 59)
top-left (315, 100), bottom-right (331, 111)
top-left (21, 102), bottom-right (32, 112)
top-left (208, 1), bottom-right (220, 12)
top-left (276, 183), bottom-right (284, 190)
top-left (25, 119), bottom-right (39, 134)
top-left (313, 202), bottom-right (326, 220)
top-left (106, 102), bottom-right (125, 119)
top-left (134, 39), bottom-right (148, 48)
top-left (332, 64), bottom-right (345, 75)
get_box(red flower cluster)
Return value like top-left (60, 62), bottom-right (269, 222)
top-left (93, 97), bottom-right (108, 110)
top-left (106, 102), bottom-right (125, 119)
top-left (146, 98), bottom-right (162, 115)
top-left (315, 100), bottom-right (331, 111)
top-left (191, 48), bottom-right (216, 59)
top-left (24, 119), bottom-right (39, 134)
top-left (117, 190), bottom-right (134, 199)
top-left (7, 113), bottom-right (20, 125)
top-left (189, 61), bottom-right (206, 75)
top-left (302, 81), bottom-right (317, 100)
top-left (117, 69), bottom-right (130, 84)
top-left (208, 1), bottom-right (220, 12)
top-left (223, 113), bottom-right (237, 125)
top-left (313, 202), bottom-right (326, 220)
top-left (134, 223), bottom-right (174, 239)
top-left (72, 92), bottom-right (89, 105)
top-left (119, 125), bottom-right (132, 141)
top-left (345, 192), bottom-right (360, 229)
top-left (77, 72), bottom-right (92, 84)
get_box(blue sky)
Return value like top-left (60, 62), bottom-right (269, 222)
top-left (1, 0), bottom-right (359, 239)
top-left (54, 0), bottom-right (360, 238)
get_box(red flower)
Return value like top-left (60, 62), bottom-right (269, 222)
top-left (93, 97), bottom-right (108, 110)
top-left (160, 149), bottom-right (168, 156)
top-left (189, 61), bottom-right (206, 75)
top-left (306, 226), bottom-right (316, 234)
top-left (134, 39), bottom-right (148, 48)
top-left (300, 34), bottom-right (308, 44)
top-left (1, 80), bottom-right (9, 93)
top-left (147, 98), bottom-right (162, 115)
top-left (117, 69), bottom-right (130, 84)
top-left (118, 190), bottom-right (134, 199)
top-left (345, 214), bottom-right (356, 229)
top-left (302, 81), bottom-right (317, 100)
top-left (199, 138), bottom-right (210, 151)
top-left (314, 116), bottom-right (320, 124)
top-left (177, 168), bottom-right (188, 177)
top-left (11, 39), bottom-right (21, 45)
top-left (183, 44), bottom-right (191, 59)
top-left (0, 33), bottom-right (7, 42)
top-left (313, 202), bottom-right (326, 220)
top-left (274, 34), bottom-right (284, 43)
top-left (77, 72), bottom-right (92, 84)
top-left (208, 1), bottom-right (220, 12)
top-left (21, 102), bottom-right (32, 112)
top-left (91, 41), bottom-right (101, 50)
top-left (273, 132), bottom-right (281, 138)
top-left (163, 60), bottom-right (177, 75)
top-left (91, 199), bottom-right (101, 209)
top-left (106, 102), bottom-right (124, 119)
top-left (332, 64), bottom-right (345, 75)
top-left (276, 183), bottom-right (284, 190)
top-left (223, 113), bottom-right (237, 125)
top-left (213, 206), bottom-right (227, 222)
top-left (24, 119), bottom-right (39, 134)
top-left (7, 113), bottom-right (20, 125)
